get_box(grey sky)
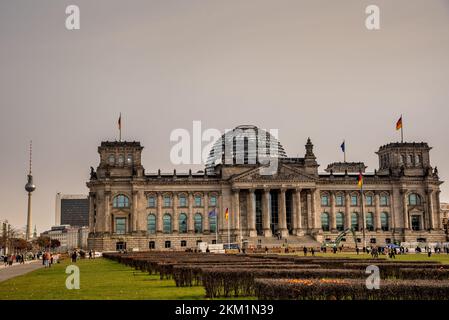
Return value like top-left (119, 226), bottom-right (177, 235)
top-left (1, 0), bottom-right (449, 233)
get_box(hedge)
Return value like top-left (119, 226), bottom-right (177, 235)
top-left (201, 268), bottom-right (366, 298)
top-left (254, 278), bottom-right (449, 300)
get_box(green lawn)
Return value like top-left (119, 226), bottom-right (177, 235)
top-left (288, 252), bottom-right (449, 263)
top-left (2, 253), bottom-right (449, 300)
top-left (0, 258), bottom-right (207, 300)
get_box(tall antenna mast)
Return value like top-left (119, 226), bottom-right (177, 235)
top-left (29, 140), bottom-right (32, 174)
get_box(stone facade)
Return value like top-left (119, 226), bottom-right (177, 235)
top-left (87, 127), bottom-right (445, 252)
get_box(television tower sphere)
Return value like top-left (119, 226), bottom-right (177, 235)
top-left (25, 174), bottom-right (36, 193)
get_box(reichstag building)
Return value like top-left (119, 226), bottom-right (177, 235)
top-left (87, 125), bottom-right (445, 251)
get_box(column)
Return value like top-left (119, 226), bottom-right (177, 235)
top-left (188, 192), bottom-right (194, 234)
top-left (279, 188), bottom-right (288, 237)
top-left (132, 191), bottom-right (138, 233)
top-left (104, 191), bottom-right (111, 233)
top-left (293, 188), bottom-right (302, 235)
top-left (88, 192), bottom-right (95, 232)
top-left (247, 189), bottom-right (257, 237)
top-left (172, 192), bottom-right (179, 234)
top-left (204, 193), bottom-right (209, 233)
top-left (345, 191), bottom-right (351, 229)
top-left (157, 192), bottom-right (163, 234)
top-left (375, 192), bottom-right (381, 231)
top-left (436, 191), bottom-right (442, 230)
top-left (330, 191), bottom-right (336, 232)
top-left (312, 189), bottom-right (320, 230)
top-left (402, 190), bottom-right (409, 230)
top-left (262, 188), bottom-right (272, 237)
top-left (306, 190), bottom-right (312, 230)
top-left (232, 189), bottom-right (240, 235)
top-left (427, 190), bottom-right (434, 230)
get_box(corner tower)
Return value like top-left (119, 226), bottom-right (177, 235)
top-left (376, 142), bottom-right (433, 176)
top-left (95, 141), bottom-right (144, 179)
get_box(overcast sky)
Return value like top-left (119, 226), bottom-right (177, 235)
top-left (1, 0), bottom-right (449, 233)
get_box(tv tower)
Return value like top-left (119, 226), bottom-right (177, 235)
top-left (24, 141), bottom-right (36, 241)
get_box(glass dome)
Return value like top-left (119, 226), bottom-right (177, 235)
top-left (205, 125), bottom-right (287, 172)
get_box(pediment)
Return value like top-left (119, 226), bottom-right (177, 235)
top-left (231, 163), bottom-right (317, 182)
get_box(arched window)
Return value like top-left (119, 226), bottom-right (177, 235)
top-left (194, 213), bottom-right (202, 233)
top-left (366, 212), bottom-right (374, 231)
top-left (351, 212), bottom-right (359, 231)
top-left (381, 212), bottom-right (389, 231)
top-left (336, 212), bottom-right (344, 231)
top-left (409, 154), bottom-right (414, 165)
top-left (113, 195), bottom-right (129, 208)
top-left (108, 154), bottom-right (115, 165)
top-left (126, 154), bottom-right (133, 165)
top-left (408, 193), bottom-right (421, 206)
top-left (147, 214), bottom-right (156, 234)
top-left (163, 214), bottom-right (172, 234)
top-left (321, 213), bottom-right (330, 231)
top-left (179, 213), bottom-right (187, 233)
top-left (401, 154), bottom-right (406, 164)
top-left (117, 154), bottom-right (125, 166)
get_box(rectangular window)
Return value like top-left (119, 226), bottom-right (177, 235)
top-left (115, 218), bottom-right (126, 234)
top-left (164, 196), bottom-right (171, 207)
top-left (179, 196), bottom-right (187, 207)
top-left (365, 195), bottom-right (373, 206)
top-left (380, 195), bottom-right (389, 206)
top-left (351, 195), bottom-right (358, 206)
top-left (194, 196), bottom-right (202, 207)
top-left (149, 241), bottom-right (155, 249)
top-left (209, 196), bottom-right (217, 207)
top-left (164, 241), bottom-right (171, 248)
top-left (180, 240), bottom-right (187, 247)
top-left (148, 196), bottom-right (156, 208)
top-left (321, 195), bottom-right (329, 207)
top-left (336, 195), bottom-right (344, 206)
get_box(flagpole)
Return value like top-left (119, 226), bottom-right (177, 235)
top-left (401, 114), bottom-right (404, 143)
top-left (360, 180), bottom-right (366, 251)
top-left (227, 209), bottom-right (230, 249)
top-left (119, 113), bottom-right (122, 142)
top-left (215, 209), bottom-right (218, 244)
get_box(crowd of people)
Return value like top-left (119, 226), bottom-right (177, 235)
top-left (2, 253), bottom-right (26, 267)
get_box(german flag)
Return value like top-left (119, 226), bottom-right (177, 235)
top-left (357, 172), bottom-right (363, 188)
top-left (225, 208), bottom-right (229, 221)
top-left (396, 116), bottom-right (402, 130)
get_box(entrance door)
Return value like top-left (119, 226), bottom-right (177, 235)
top-left (411, 215), bottom-right (421, 231)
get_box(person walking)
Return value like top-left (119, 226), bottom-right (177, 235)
top-left (303, 247), bottom-right (308, 256)
top-left (3, 255), bottom-right (7, 267)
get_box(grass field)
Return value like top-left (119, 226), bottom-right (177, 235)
top-left (289, 252), bottom-right (449, 263)
top-left (0, 258), bottom-right (207, 300)
top-left (1, 253), bottom-right (449, 300)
